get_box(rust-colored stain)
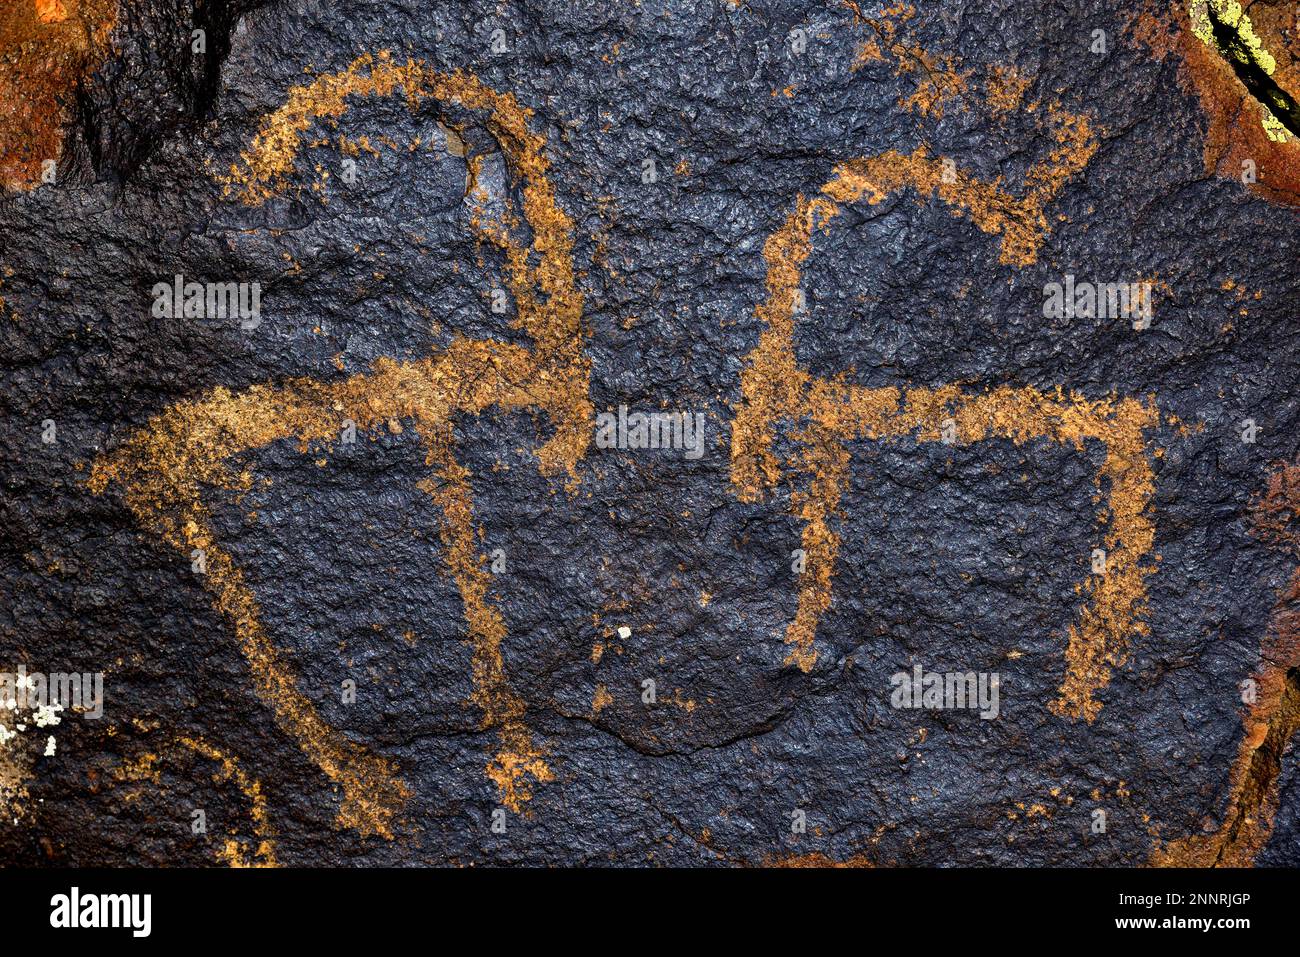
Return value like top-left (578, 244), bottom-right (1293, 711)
top-left (730, 81), bottom-right (1159, 721)
top-left (0, 0), bottom-right (116, 191)
top-left (1152, 459), bottom-right (1300, 866)
top-left (35, 0), bottom-right (69, 23)
top-left (767, 850), bottom-right (874, 867)
top-left (114, 735), bottom-right (277, 867)
top-left (1133, 2), bottom-right (1300, 205)
top-left (90, 52), bottom-right (590, 829)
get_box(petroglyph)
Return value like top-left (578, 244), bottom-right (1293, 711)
top-left (113, 734), bottom-right (277, 867)
top-left (56, 3), bottom-right (1296, 868)
top-left (729, 95), bottom-right (1162, 722)
top-left (91, 53), bottom-right (589, 831)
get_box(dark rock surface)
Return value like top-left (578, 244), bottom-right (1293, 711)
top-left (1, 0), bottom-right (1298, 866)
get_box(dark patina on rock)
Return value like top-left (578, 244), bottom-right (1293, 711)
top-left (1, 0), bottom-right (1298, 866)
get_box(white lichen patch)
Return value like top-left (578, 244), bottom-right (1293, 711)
top-left (0, 684), bottom-right (63, 823)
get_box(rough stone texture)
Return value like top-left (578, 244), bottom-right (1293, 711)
top-left (1, 0), bottom-right (1298, 866)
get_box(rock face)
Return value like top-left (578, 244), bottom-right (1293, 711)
top-left (1, 0), bottom-right (1298, 867)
